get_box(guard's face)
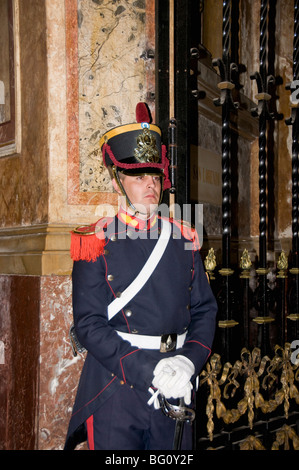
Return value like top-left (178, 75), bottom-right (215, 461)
top-left (113, 174), bottom-right (161, 217)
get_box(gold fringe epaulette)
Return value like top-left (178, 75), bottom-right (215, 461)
top-left (70, 217), bottom-right (112, 262)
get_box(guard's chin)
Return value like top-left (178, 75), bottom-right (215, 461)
top-left (134, 202), bottom-right (159, 218)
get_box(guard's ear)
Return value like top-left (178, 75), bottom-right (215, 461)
top-left (112, 177), bottom-right (122, 195)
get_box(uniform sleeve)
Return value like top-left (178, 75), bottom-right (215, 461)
top-left (179, 250), bottom-right (218, 376)
top-left (72, 258), bottom-right (158, 392)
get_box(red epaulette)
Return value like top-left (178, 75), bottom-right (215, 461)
top-left (171, 218), bottom-right (201, 251)
top-left (70, 217), bottom-right (113, 262)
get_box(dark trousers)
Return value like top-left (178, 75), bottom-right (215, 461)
top-left (85, 383), bottom-right (193, 450)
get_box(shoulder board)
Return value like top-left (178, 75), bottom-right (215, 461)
top-left (70, 217), bottom-right (113, 262)
top-left (171, 218), bottom-right (200, 250)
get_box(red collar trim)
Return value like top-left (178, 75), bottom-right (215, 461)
top-left (117, 207), bottom-right (157, 230)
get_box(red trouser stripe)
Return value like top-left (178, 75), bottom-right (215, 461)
top-left (86, 414), bottom-right (95, 450)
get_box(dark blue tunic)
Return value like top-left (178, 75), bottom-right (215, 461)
top-left (64, 211), bottom-right (217, 449)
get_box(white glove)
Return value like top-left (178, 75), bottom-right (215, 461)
top-left (151, 355), bottom-right (195, 405)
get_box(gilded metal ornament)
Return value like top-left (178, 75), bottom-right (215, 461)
top-left (277, 250), bottom-right (289, 278)
top-left (240, 249), bottom-right (252, 270)
top-left (204, 248), bottom-right (217, 280)
top-left (240, 248), bottom-right (252, 281)
top-left (272, 425), bottom-right (299, 450)
top-left (239, 435), bottom-right (266, 450)
top-left (277, 250), bottom-right (288, 270)
top-left (134, 128), bottom-right (160, 163)
top-left (199, 343), bottom-right (299, 442)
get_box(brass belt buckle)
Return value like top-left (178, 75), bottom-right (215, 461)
top-left (160, 333), bottom-right (177, 353)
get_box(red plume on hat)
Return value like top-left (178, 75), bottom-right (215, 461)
top-left (136, 102), bottom-right (151, 123)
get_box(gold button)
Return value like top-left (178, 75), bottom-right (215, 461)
top-left (110, 235), bottom-right (117, 241)
top-left (107, 274), bottom-right (114, 281)
top-left (125, 309), bottom-right (132, 317)
top-left (131, 329), bottom-right (138, 334)
top-left (120, 380), bottom-right (125, 385)
top-left (104, 249), bottom-right (109, 255)
top-left (116, 292), bottom-right (122, 298)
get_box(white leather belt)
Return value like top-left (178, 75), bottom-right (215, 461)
top-left (116, 331), bottom-right (187, 352)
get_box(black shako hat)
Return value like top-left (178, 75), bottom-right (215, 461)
top-left (99, 103), bottom-right (170, 188)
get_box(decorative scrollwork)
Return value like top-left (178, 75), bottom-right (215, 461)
top-left (271, 424), bottom-right (299, 450)
top-left (239, 435), bottom-right (266, 451)
top-left (199, 343), bottom-right (299, 441)
top-left (238, 425), bottom-right (299, 450)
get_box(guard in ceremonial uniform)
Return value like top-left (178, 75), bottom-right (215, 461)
top-left (64, 104), bottom-right (217, 450)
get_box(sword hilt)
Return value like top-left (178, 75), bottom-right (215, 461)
top-left (158, 394), bottom-right (195, 423)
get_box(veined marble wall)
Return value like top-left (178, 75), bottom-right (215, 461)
top-left (77, 0), bottom-right (153, 194)
top-left (38, 275), bottom-right (84, 450)
top-left (65, 0), bottom-right (155, 219)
